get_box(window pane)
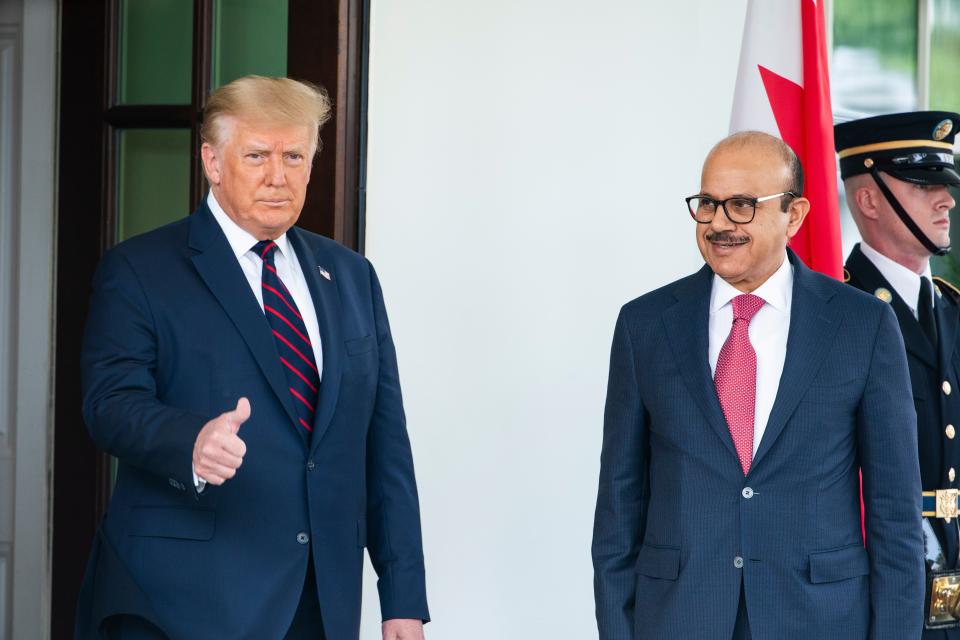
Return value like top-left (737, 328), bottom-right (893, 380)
top-left (213, 0), bottom-right (288, 87)
top-left (118, 0), bottom-right (193, 105)
top-left (832, 2), bottom-right (918, 116)
top-left (928, 2), bottom-right (960, 281)
top-left (117, 129), bottom-right (191, 241)
top-left (931, 0), bottom-right (960, 111)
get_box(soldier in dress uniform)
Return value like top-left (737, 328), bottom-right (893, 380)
top-left (837, 110), bottom-right (960, 636)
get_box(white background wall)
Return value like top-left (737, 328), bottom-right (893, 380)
top-left (361, 2), bottom-right (748, 637)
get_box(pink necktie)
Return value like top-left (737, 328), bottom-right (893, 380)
top-left (715, 293), bottom-right (766, 475)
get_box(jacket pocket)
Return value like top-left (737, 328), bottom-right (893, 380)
top-left (127, 507), bottom-right (215, 541)
top-left (634, 545), bottom-right (680, 580)
top-left (809, 544), bottom-right (869, 583)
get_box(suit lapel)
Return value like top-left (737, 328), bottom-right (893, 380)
top-left (752, 252), bottom-right (841, 469)
top-left (662, 264), bottom-right (741, 464)
top-left (187, 204), bottom-right (301, 429)
top-left (936, 290), bottom-right (959, 371)
top-left (287, 228), bottom-right (343, 451)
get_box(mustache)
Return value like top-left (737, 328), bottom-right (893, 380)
top-left (705, 231), bottom-right (749, 243)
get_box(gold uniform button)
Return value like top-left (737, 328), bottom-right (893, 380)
top-left (944, 380), bottom-right (953, 396)
top-left (950, 468), bottom-right (956, 482)
top-left (947, 425), bottom-right (956, 439)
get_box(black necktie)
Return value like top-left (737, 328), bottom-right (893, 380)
top-left (919, 276), bottom-right (938, 347)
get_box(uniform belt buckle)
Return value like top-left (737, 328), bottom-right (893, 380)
top-left (937, 489), bottom-right (959, 520)
top-left (928, 570), bottom-right (960, 629)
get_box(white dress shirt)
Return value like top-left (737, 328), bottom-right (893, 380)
top-left (708, 255), bottom-right (793, 456)
top-left (194, 192), bottom-right (324, 489)
top-left (860, 241), bottom-right (934, 320)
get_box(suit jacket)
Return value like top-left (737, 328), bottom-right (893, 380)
top-left (75, 203), bottom-right (429, 639)
top-left (845, 243), bottom-right (960, 640)
top-left (592, 250), bottom-right (924, 640)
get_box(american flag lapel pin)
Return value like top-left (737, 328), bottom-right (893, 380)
top-left (318, 266), bottom-right (331, 281)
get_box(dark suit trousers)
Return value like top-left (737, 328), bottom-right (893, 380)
top-left (102, 560), bottom-right (325, 640)
top-left (102, 616), bottom-right (167, 640)
top-left (732, 583), bottom-right (752, 640)
top-left (284, 557), bottom-right (326, 640)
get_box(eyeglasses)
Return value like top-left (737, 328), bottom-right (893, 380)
top-left (685, 192), bottom-right (798, 224)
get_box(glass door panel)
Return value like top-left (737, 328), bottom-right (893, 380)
top-left (118, 0), bottom-right (194, 105)
top-left (212, 0), bottom-right (288, 87)
top-left (927, 0), bottom-right (960, 280)
top-left (117, 129), bottom-right (192, 241)
top-left (931, 0), bottom-right (960, 112)
top-left (832, 2), bottom-right (919, 116)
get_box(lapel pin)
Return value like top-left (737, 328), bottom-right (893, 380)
top-left (318, 266), bottom-right (331, 281)
top-left (874, 287), bottom-right (892, 303)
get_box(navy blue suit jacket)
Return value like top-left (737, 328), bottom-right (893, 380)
top-left (76, 203), bottom-right (429, 639)
top-left (592, 251), bottom-right (924, 639)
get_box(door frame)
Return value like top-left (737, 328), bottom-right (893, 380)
top-left (7, 0), bottom-right (58, 638)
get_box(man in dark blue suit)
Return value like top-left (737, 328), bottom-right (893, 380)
top-left (592, 131), bottom-right (924, 639)
top-left (76, 76), bottom-right (429, 639)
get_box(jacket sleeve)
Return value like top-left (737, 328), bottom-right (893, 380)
top-left (592, 307), bottom-right (650, 639)
top-left (858, 303), bottom-right (925, 639)
top-left (81, 248), bottom-right (209, 491)
top-left (363, 259), bottom-right (430, 623)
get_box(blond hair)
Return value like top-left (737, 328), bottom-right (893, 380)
top-left (201, 75), bottom-right (332, 155)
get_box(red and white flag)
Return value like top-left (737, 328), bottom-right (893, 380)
top-left (730, 0), bottom-right (842, 279)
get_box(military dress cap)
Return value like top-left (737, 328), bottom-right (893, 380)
top-left (835, 111), bottom-right (960, 186)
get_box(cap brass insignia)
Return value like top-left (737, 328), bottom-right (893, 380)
top-left (934, 119), bottom-right (954, 141)
top-left (864, 158), bottom-right (874, 168)
top-left (874, 287), bottom-right (893, 303)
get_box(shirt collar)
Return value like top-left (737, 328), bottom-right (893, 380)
top-left (710, 253), bottom-right (794, 314)
top-left (207, 191), bottom-right (292, 260)
top-left (860, 241), bottom-right (933, 312)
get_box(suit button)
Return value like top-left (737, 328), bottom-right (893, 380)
top-left (948, 425), bottom-right (956, 440)
top-left (307, 460), bottom-right (315, 471)
top-left (950, 468), bottom-right (957, 483)
top-left (297, 532), bottom-right (309, 545)
top-left (734, 556), bottom-right (744, 569)
top-left (945, 380), bottom-right (953, 396)
top-left (742, 487), bottom-right (754, 499)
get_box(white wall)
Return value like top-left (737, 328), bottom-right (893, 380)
top-left (363, 2), bottom-right (747, 637)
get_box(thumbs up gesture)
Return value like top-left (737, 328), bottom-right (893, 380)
top-left (193, 397), bottom-right (251, 486)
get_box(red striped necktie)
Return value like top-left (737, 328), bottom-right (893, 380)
top-left (253, 240), bottom-right (319, 434)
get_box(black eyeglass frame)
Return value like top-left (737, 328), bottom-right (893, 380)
top-left (685, 191), bottom-right (799, 224)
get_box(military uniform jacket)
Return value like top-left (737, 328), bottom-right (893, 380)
top-left (846, 243), bottom-right (960, 638)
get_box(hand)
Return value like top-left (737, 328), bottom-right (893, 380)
top-left (192, 398), bottom-right (250, 485)
top-left (382, 619), bottom-right (424, 640)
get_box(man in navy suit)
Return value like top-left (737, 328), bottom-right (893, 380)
top-left (592, 131), bottom-right (924, 639)
top-left (76, 76), bottom-right (429, 639)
